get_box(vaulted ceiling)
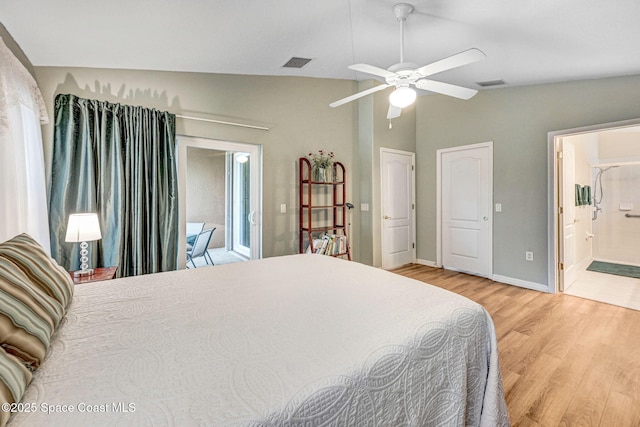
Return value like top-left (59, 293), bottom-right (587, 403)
top-left (2, 0), bottom-right (640, 91)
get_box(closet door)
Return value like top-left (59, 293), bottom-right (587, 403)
top-left (439, 143), bottom-right (492, 278)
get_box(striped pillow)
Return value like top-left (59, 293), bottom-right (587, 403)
top-left (0, 346), bottom-right (32, 427)
top-left (0, 257), bottom-right (64, 371)
top-left (0, 234), bottom-right (73, 311)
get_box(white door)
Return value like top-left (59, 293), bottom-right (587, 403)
top-left (559, 140), bottom-right (576, 290)
top-left (439, 143), bottom-right (492, 277)
top-left (381, 148), bottom-right (415, 269)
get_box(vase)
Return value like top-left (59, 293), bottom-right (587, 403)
top-left (313, 166), bottom-right (333, 183)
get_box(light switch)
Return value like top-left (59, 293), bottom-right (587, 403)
top-left (361, 203), bottom-right (369, 212)
top-left (495, 203), bottom-right (502, 212)
top-left (280, 204), bottom-right (286, 213)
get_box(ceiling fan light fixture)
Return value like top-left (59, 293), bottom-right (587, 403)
top-left (329, 2), bottom-right (486, 116)
top-left (389, 86), bottom-right (416, 108)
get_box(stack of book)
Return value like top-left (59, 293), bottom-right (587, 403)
top-left (306, 234), bottom-right (348, 256)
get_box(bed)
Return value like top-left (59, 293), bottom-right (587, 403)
top-left (1, 234), bottom-right (509, 426)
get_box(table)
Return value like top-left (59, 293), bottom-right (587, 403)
top-left (69, 266), bottom-right (118, 285)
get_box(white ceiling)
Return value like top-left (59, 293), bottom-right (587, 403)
top-left (2, 0), bottom-right (640, 90)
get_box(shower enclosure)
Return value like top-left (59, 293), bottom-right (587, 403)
top-left (591, 162), bottom-right (640, 266)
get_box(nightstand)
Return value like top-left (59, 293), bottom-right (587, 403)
top-left (69, 266), bottom-right (118, 285)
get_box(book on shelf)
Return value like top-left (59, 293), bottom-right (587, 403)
top-left (305, 233), bottom-right (348, 256)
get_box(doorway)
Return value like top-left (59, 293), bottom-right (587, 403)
top-left (550, 119), bottom-right (640, 311)
top-left (380, 148), bottom-right (416, 270)
top-left (177, 136), bottom-right (262, 269)
top-left (437, 142), bottom-right (493, 278)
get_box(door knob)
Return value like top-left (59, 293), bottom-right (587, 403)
top-left (483, 216), bottom-right (488, 221)
top-left (384, 215), bottom-right (391, 219)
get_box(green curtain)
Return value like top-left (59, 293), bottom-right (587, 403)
top-left (49, 94), bottom-right (178, 277)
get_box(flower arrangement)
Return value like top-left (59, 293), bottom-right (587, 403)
top-left (308, 149), bottom-right (335, 169)
top-left (308, 150), bottom-right (335, 182)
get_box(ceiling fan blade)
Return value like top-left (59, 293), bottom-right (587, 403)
top-left (348, 64), bottom-right (397, 80)
top-left (415, 79), bottom-right (478, 100)
top-left (329, 84), bottom-right (391, 108)
top-left (415, 48), bottom-right (486, 78)
top-left (387, 104), bottom-right (402, 119)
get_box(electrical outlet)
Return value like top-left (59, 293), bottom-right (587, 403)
top-left (525, 251), bottom-right (534, 261)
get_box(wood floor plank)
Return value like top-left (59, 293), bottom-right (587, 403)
top-left (600, 391), bottom-right (640, 427)
top-left (560, 344), bottom-right (617, 426)
top-left (498, 330), bottom-right (533, 387)
top-left (535, 298), bottom-right (586, 360)
top-left (391, 264), bottom-right (640, 427)
top-left (526, 344), bottom-right (593, 425)
top-left (493, 290), bottom-right (539, 318)
top-left (514, 416), bottom-right (541, 427)
top-left (576, 303), bottom-right (621, 348)
top-left (506, 353), bottom-right (562, 424)
top-left (501, 367), bottom-right (521, 397)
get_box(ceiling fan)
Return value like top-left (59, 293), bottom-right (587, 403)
top-left (330, 3), bottom-right (486, 119)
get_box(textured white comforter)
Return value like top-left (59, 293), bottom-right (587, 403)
top-left (10, 255), bottom-right (509, 426)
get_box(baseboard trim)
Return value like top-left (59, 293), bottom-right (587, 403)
top-left (415, 258), bottom-right (439, 268)
top-left (412, 260), bottom-right (550, 293)
top-left (492, 274), bottom-right (550, 293)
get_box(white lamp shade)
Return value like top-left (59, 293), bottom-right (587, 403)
top-left (389, 86), bottom-right (417, 108)
top-left (65, 213), bottom-right (102, 243)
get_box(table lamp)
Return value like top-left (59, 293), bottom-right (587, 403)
top-left (65, 213), bottom-right (102, 277)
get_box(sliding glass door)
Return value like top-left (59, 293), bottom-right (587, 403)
top-left (231, 152), bottom-right (251, 258)
top-left (177, 136), bottom-right (262, 269)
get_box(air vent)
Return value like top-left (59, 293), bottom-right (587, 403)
top-left (476, 79), bottom-right (507, 87)
top-left (282, 57), bottom-right (312, 69)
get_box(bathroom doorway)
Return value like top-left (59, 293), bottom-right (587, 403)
top-left (551, 120), bottom-right (640, 310)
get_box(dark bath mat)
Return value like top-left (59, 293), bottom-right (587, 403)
top-left (587, 261), bottom-right (640, 279)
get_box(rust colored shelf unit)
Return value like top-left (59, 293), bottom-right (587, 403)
top-left (299, 157), bottom-right (351, 260)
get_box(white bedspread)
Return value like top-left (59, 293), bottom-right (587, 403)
top-left (10, 255), bottom-right (509, 426)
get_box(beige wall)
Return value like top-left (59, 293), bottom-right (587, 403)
top-left (186, 148), bottom-right (225, 248)
top-left (32, 56), bottom-right (640, 281)
top-left (34, 66), bottom-right (416, 263)
top-left (34, 67), bottom-right (359, 260)
top-left (416, 74), bottom-right (640, 286)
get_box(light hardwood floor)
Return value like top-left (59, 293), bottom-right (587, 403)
top-left (391, 264), bottom-right (640, 427)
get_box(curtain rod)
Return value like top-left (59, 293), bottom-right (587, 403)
top-left (176, 114), bottom-right (269, 131)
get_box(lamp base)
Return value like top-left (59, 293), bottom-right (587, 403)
top-left (73, 268), bottom-right (94, 277)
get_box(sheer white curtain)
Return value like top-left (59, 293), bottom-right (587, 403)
top-left (0, 37), bottom-right (50, 251)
